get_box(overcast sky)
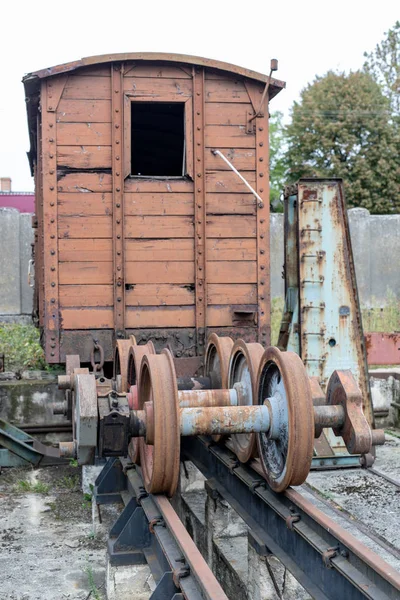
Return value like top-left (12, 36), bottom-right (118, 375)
top-left (0, 0), bottom-right (398, 192)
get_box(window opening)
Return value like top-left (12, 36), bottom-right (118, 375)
top-left (131, 102), bottom-right (185, 177)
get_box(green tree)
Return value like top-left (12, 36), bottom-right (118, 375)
top-left (363, 21), bottom-right (400, 118)
top-left (269, 111), bottom-right (286, 210)
top-left (285, 70), bottom-right (400, 213)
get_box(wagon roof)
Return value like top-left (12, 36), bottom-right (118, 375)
top-left (22, 51), bottom-right (285, 98)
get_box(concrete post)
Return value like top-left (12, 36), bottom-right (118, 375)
top-left (19, 212), bottom-right (34, 315)
top-left (0, 208), bottom-right (21, 314)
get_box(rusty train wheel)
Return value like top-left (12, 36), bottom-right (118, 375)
top-left (229, 340), bottom-right (264, 463)
top-left (138, 349), bottom-right (180, 497)
top-left (256, 347), bottom-right (314, 492)
top-left (127, 341), bottom-right (156, 464)
top-left (113, 339), bottom-right (135, 393)
top-left (205, 334), bottom-right (234, 443)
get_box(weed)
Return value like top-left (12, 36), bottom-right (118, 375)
top-left (59, 474), bottom-right (79, 489)
top-left (0, 323), bottom-right (46, 371)
top-left (82, 492), bottom-right (92, 510)
top-left (69, 458), bottom-right (78, 467)
top-left (85, 565), bottom-right (102, 600)
top-left (15, 479), bottom-right (50, 494)
top-left (385, 429), bottom-right (400, 439)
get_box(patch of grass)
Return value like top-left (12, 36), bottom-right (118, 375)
top-left (85, 565), bottom-right (101, 600)
top-left (82, 492), bottom-right (92, 510)
top-left (271, 297), bottom-right (284, 345)
top-left (361, 290), bottom-right (400, 333)
top-left (69, 458), bottom-right (78, 467)
top-left (59, 474), bottom-right (80, 489)
top-left (14, 479), bottom-right (50, 494)
top-left (385, 429), bottom-right (400, 439)
top-left (0, 323), bottom-right (46, 371)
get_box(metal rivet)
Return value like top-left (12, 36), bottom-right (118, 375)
top-left (117, 297), bottom-right (121, 302)
top-left (261, 311), bottom-right (265, 316)
top-left (51, 235), bottom-right (55, 239)
top-left (259, 173), bottom-right (264, 177)
top-left (199, 267), bottom-right (202, 271)
top-left (117, 235), bottom-right (121, 239)
top-left (50, 202), bottom-right (54, 206)
top-left (117, 251), bottom-right (121, 256)
top-left (116, 172), bottom-right (120, 176)
top-left (260, 265), bottom-right (265, 270)
top-left (117, 281), bottom-right (122, 287)
top-left (51, 352), bottom-right (55, 357)
top-left (115, 109), bottom-right (119, 113)
top-left (259, 127), bottom-right (263, 131)
top-left (49, 123), bottom-right (53, 128)
top-left (50, 186), bottom-right (54, 190)
top-left (117, 219), bottom-right (121, 224)
top-left (197, 127), bottom-right (201, 131)
top-left (260, 188), bottom-right (264, 193)
top-left (261, 296), bottom-right (265, 300)
top-left (51, 337), bottom-right (55, 341)
top-left (197, 188), bottom-right (201, 192)
top-left (48, 107), bottom-right (53, 111)
top-left (116, 156), bottom-right (120, 160)
top-left (116, 203), bottom-right (121, 208)
top-left (51, 250), bottom-right (55, 255)
top-left (197, 173), bottom-right (201, 177)
top-left (260, 219), bottom-right (265, 224)
top-left (51, 282), bottom-right (56, 287)
top-left (117, 266), bottom-right (121, 271)
top-left (261, 280), bottom-right (265, 285)
top-left (259, 157), bottom-right (264, 162)
top-left (49, 154), bottom-right (54, 158)
top-left (116, 140), bottom-right (120, 144)
top-left (197, 111), bottom-right (200, 115)
top-left (115, 89), bottom-right (119, 93)
top-left (260, 234), bottom-right (264, 239)
top-left (115, 124), bottom-right (120, 129)
top-left (51, 267), bottom-right (55, 271)
top-left (51, 298), bottom-right (55, 303)
top-left (49, 138), bottom-right (54, 143)
top-left (258, 202), bottom-right (264, 208)
top-left (51, 219), bottom-right (55, 223)
top-left (260, 249), bottom-right (265, 254)
top-left (116, 187), bottom-right (121, 192)
top-left (50, 170), bottom-right (54, 174)
top-left (259, 142), bottom-right (264, 147)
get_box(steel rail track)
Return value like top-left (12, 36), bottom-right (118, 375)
top-left (366, 467), bottom-right (400, 490)
top-left (182, 436), bottom-right (400, 600)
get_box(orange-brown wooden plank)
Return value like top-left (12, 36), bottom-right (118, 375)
top-left (125, 262), bottom-right (194, 284)
top-left (62, 76), bottom-right (111, 100)
top-left (61, 308), bottom-right (113, 329)
top-left (207, 305), bottom-right (258, 327)
top-left (124, 178), bottom-right (194, 193)
top-left (59, 262), bottom-right (112, 285)
top-left (207, 238), bottom-right (257, 261)
top-left (125, 216), bottom-right (194, 238)
top-left (58, 193), bottom-right (112, 216)
top-left (59, 239), bottom-right (112, 261)
top-left (126, 284), bottom-right (194, 306)
top-left (57, 146), bottom-right (111, 169)
top-left (126, 306), bottom-right (195, 328)
top-left (57, 123), bottom-right (112, 145)
top-left (205, 79), bottom-right (250, 103)
top-left (124, 193), bottom-right (194, 216)
top-left (207, 284), bottom-right (257, 305)
top-left (206, 171), bottom-right (256, 194)
top-left (58, 216), bottom-right (112, 238)
top-left (206, 103), bottom-right (253, 126)
top-left (126, 65), bottom-right (192, 78)
top-left (60, 284), bottom-right (113, 307)
top-left (205, 125), bottom-right (256, 148)
top-left (123, 77), bottom-right (192, 98)
top-left (125, 239), bottom-right (194, 261)
top-left (58, 172), bottom-right (112, 193)
top-left (206, 215), bottom-right (256, 238)
top-left (75, 65), bottom-right (111, 77)
top-left (205, 148), bottom-right (256, 171)
top-left (207, 261), bottom-right (257, 283)
top-left (57, 99), bottom-right (111, 122)
top-left (207, 194), bottom-right (256, 215)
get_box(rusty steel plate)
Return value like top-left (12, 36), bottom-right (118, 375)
top-left (113, 339), bottom-right (136, 392)
top-left (138, 349), bottom-right (180, 496)
top-left (228, 340), bottom-right (264, 463)
top-left (127, 341), bottom-right (155, 465)
top-left (256, 348), bottom-right (314, 492)
top-left (205, 334), bottom-right (234, 443)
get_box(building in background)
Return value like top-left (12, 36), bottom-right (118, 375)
top-left (0, 177), bottom-right (34, 213)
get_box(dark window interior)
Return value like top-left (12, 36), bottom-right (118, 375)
top-left (131, 102), bottom-right (185, 177)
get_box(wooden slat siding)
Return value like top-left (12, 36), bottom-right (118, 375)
top-left (58, 172), bottom-right (112, 192)
top-left (124, 178), bottom-right (194, 193)
top-left (208, 284), bottom-right (257, 305)
top-left (63, 76), bottom-right (111, 99)
top-left (206, 171), bottom-right (256, 194)
top-left (58, 216), bottom-right (112, 238)
top-left (205, 125), bottom-right (255, 148)
top-left (42, 76), bottom-right (68, 362)
top-left (207, 306), bottom-right (258, 327)
top-left (126, 65), bottom-right (192, 78)
top-left (207, 239), bottom-right (256, 261)
top-left (206, 103), bottom-right (254, 126)
top-left (60, 306), bottom-right (196, 329)
top-left (126, 284), bottom-right (194, 306)
top-left (57, 123), bottom-right (112, 145)
top-left (57, 146), bottom-right (111, 169)
top-left (124, 193), bottom-right (194, 216)
top-left (60, 285), bottom-right (113, 307)
top-left (57, 99), bottom-right (111, 123)
top-left (59, 262), bottom-right (112, 285)
top-left (205, 149), bottom-right (256, 172)
top-left (59, 239), bottom-right (111, 261)
top-left (75, 65), bottom-right (111, 77)
top-left (206, 215), bottom-right (256, 238)
top-left (207, 261), bottom-right (257, 283)
top-left (207, 194), bottom-right (256, 215)
top-left (58, 193), bottom-right (112, 216)
top-left (125, 239), bottom-right (194, 262)
top-left (205, 79), bottom-right (251, 103)
top-left (123, 77), bottom-right (192, 98)
top-left (125, 216), bottom-right (194, 238)
top-left (125, 262), bottom-right (194, 284)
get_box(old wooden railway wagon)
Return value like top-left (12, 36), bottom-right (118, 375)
top-left (23, 53), bottom-right (285, 364)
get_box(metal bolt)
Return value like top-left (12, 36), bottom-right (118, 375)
top-left (49, 123), bottom-right (53, 128)
top-left (259, 142), bottom-right (264, 147)
top-left (51, 235), bottom-right (55, 239)
top-left (259, 173), bottom-right (264, 177)
top-left (259, 157), bottom-right (264, 162)
top-left (50, 219), bottom-right (55, 224)
top-left (48, 106), bottom-right (53, 111)
top-left (51, 352), bottom-right (55, 357)
top-left (51, 250), bottom-right (55, 255)
top-left (117, 297), bottom-right (121, 302)
top-left (116, 219), bottom-right (121, 224)
top-left (51, 267), bottom-right (55, 272)
top-left (258, 202), bottom-right (264, 208)
top-left (51, 298), bottom-right (55, 303)
top-left (51, 282), bottom-right (56, 287)
top-left (260, 250), bottom-right (265, 254)
top-left (259, 127), bottom-right (264, 131)
top-left (49, 138), bottom-right (54, 143)
top-left (116, 203), bottom-right (120, 208)
top-left (260, 265), bottom-right (265, 270)
top-left (50, 170), bottom-right (54, 174)
top-left (260, 219), bottom-right (265, 224)
top-left (116, 140), bottom-right (120, 144)
top-left (117, 234), bottom-right (121, 239)
top-left (260, 188), bottom-right (264, 193)
top-left (116, 172), bottom-right (120, 176)
top-left (115, 124), bottom-right (120, 129)
top-left (50, 202), bottom-right (54, 207)
top-left (116, 156), bottom-right (120, 160)
top-left (49, 154), bottom-right (54, 158)
top-left (50, 186), bottom-right (54, 191)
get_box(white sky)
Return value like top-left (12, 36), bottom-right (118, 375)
top-left (0, 0), bottom-right (398, 192)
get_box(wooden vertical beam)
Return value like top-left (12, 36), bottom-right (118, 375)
top-left (245, 81), bottom-right (271, 345)
top-left (41, 76), bottom-right (67, 362)
top-left (111, 63), bottom-right (125, 339)
top-left (193, 67), bottom-right (207, 355)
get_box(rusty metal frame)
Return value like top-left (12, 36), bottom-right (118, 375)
top-left (41, 75), bottom-right (67, 362)
top-left (193, 67), bottom-right (207, 355)
top-left (111, 63), bottom-right (125, 340)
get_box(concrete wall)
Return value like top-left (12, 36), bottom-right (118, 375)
top-left (0, 208), bottom-right (33, 316)
top-left (270, 208), bottom-right (400, 305)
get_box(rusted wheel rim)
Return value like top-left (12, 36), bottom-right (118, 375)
top-left (138, 349), bottom-right (180, 496)
top-left (229, 340), bottom-right (264, 463)
top-left (113, 339), bottom-right (135, 392)
top-left (127, 342), bottom-right (155, 464)
top-left (256, 347), bottom-right (314, 492)
top-left (205, 334), bottom-right (234, 442)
